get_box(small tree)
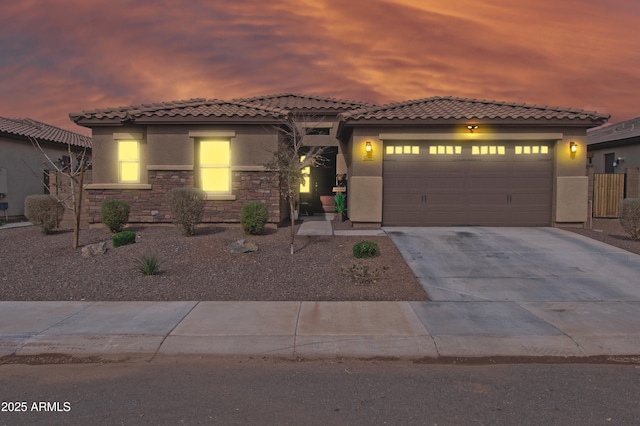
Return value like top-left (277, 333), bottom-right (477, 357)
top-left (264, 114), bottom-right (326, 254)
top-left (28, 137), bottom-right (90, 249)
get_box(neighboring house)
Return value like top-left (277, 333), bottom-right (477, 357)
top-left (0, 116), bottom-right (92, 221)
top-left (70, 94), bottom-right (608, 228)
top-left (586, 116), bottom-right (640, 217)
top-left (587, 116), bottom-right (640, 174)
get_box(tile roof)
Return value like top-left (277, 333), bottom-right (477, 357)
top-left (70, 98), bottom-right (289, 122)
top-left (340, 96), bottom-right (610, 123)
top-left (587, 116), bottom-right (640, 145)
top-left (0, 116), bottom-right (91, 148)
top-left (232, 93), bottom-right (374, 112)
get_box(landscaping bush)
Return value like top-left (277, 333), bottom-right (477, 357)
top-left (100, 200), bottom-right (130, 233)
top-left (353, 240), bottom-right (380, 258)
top-left (166, 187), bottom-right (206, 236)
top-left (620, 198), bottom-right (640, 240)
top-left (134, 254), bottom-right (160, 276)
top-left (112, 230), bottom-right (136, 247)
top-left (241, 202), bottom-right (269, 235)
top-left (24, 194), bottom-right (65, 234)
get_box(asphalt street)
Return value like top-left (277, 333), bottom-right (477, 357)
top-left (1, 357), bottom-right (639, 425)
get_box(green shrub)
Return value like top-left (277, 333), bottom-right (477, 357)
top-left (166, 187), bottom-right (206, 236)
top-left (620, 198), bottom-right (640, 240)
top-left (241, 202), bottom-right (269, 235)
top-left (112, 231), bottom-right (136, 247)
top-left (134, 254), bottom-right (160, 276)
top-left (24, 194), bottom-right (65, 234)
top-left (353, 240), bottom-right (380, 258)
top-left (100, 200), bottom-right (130, 233)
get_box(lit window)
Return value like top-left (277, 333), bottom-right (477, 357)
top-left (472, 146), bottom-right (505, 155)
top-left (395, 146), bottom-right (403, 154)
top-left (118, 140), bottom-right (139, 183)
top-left (515, 145), bottom-right (550, 155)
top-left (300, 155), bottom-right (310, 193)
top-left (430, 146), bottom-right (462, 155)
top-left (200, 140), bottom-right (230, 193)
top-left (411, 146), bottom-right (420, 154)
top-left (386, 146), bottom-right (394, 155)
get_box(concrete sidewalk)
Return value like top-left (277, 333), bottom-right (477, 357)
top-left (1, 301), bottom-right (638, 360)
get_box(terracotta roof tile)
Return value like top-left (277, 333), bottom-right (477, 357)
top-left (70, 98), bottom-right (289, 122)
top-left (232, 93), bottom-right (374, 112)
top-left (0, 116), bottom-right (91, 148)
top-left (341, 96), bottom-right (609, 123)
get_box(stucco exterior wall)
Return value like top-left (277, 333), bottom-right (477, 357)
top-left (588, 143), bottom-right (640, 174)
top-left (85, 123), bottom-right (282, 224)
top-left (0, 136), bottom-right (77, 218)
top-left (345, 124), bottom-right (591, 226)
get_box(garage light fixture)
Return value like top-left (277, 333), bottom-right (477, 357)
top-left (467, 125), bottom-right (478, 133)
top-left (569, 141), bottom-right (578, 153)
top-left (364, 141), bottom-right (373, 160)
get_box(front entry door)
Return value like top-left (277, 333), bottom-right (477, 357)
top-left (299, 147), bottom-right (337, 215)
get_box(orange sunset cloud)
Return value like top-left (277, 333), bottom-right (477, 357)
top-left (1, 0), bottom-right (638, 135)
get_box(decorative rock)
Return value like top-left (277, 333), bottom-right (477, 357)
top-left (81, 241), bottom-right (108, 258)
top-left (227, 239), bottom-right (258, 253)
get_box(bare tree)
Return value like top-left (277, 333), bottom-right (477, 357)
top-left (29, 137), bottom-right (91, 249)
top-left (264, 114), bottom-right (326, 254)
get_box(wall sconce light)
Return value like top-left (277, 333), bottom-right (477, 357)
top-left (364, 141), bottom-right (373, 160)
top-left (569, 141), bottom-right (577, 153)
top-left (467, 125), bottom-right (478, 133)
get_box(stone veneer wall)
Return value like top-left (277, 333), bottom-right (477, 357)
top-left (85, 170), bottom-right (281, 224)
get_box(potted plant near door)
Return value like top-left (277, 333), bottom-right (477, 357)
top-left (334, 192), bottom-right (347, 222)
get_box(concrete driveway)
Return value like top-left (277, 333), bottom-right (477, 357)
top-left (386, 227), bottom-right (640, 302)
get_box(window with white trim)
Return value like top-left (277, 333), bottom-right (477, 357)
top-left (118, 140), bottom-right (140, 183)
top-left (199, 140), bottom-right (231, 193)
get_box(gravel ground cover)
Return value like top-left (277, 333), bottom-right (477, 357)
top-left (560, 218), bottom-right (640, 256)
top-left (0, 222), bottom-right (428, 302)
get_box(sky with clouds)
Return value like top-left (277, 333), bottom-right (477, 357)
top-left (1, 0), bottom-right (638, 136)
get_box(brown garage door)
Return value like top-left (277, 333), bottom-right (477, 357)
top-left (383, 142), bottom-right (553, 226)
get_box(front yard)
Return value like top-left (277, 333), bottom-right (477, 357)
top-left (0, 223), bottom-right (428, 302)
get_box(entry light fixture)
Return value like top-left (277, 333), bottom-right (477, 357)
top-left (364, 141), bottom-right (373, 160)
top-left (569, 141), bottom-right (578, 153)
top-left (467, 125), bottom-right (478, 133)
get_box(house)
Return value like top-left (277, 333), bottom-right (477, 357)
top-left (0, 116), bottom-right (92, 221)
top-left (586, 116), bottom-right (640, 217)
top-left (587, 115), bottom-right (640, 198)
top-left (70, 94), bottom-right (608, 228)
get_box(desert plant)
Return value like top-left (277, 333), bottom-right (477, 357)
top-left (353, 240), bottom-right (380, 258)
top-left (620, 198), bottom-right (640, 240)
top-left (134, 254), bottom-right (161, 275)
top-left (112, 230), bottom-right (136, 247)
top-left (241, 202), bottom-right (269, 235)
top-left (24, 194), bottom-right (65, 234)
top-left (100, 200), bottom-right (131, 233)
top-left (334, 192), bottom-right (346, 214)
top-left (166, 187), bottom-right (206, 236)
